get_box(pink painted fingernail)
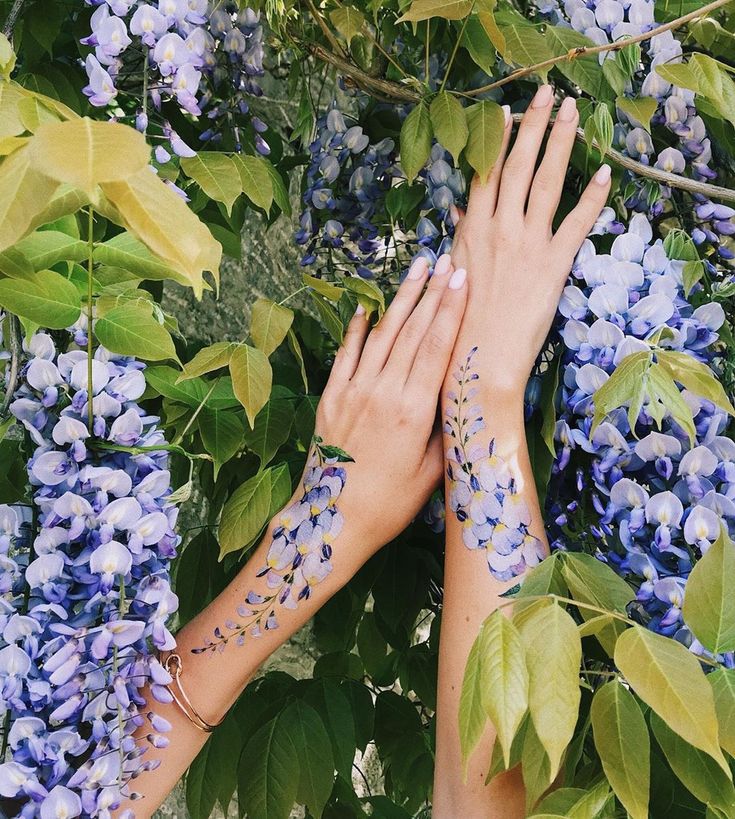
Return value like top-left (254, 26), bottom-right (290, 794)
top-left (502, 104), bottom-right (511, 126)
top-left (594, 163), bottom-right (612, 185)
top-left (448, 268), bottom-right (467, 290)
top-left (449, 204), bottom-right (460, 226)
top-left (531, 84), bottom-right (553, 108)
top-left (407, 256), bottom-right (429, 280)
top-left (355, 303), bottom-right (366, 315)
top-left (434, 253), bottom-right (452, 276)
top-left (557, 96), bottom-right (577, 122)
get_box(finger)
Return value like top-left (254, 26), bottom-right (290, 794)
top-left (553, 163), bottom-right (612, 265)
top-left (526, 96), bottom-right (579, 231)
top-left (494, 84), bottom-right (555, 217)
top-left (405, 266), bottom-right (468, 400)
top-left (463, 105), bottom-right (513, 225)
top-left (353, 256), bottom-right (430, 377)
top-left (417, 426), bottom-right (444, 496)
top-left (329, 304), bottom-right (370, 383)
top-left (381, 253), bottom-right (454, 381)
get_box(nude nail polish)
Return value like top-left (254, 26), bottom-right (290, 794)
top-left (434, 253), bottom-right (452, 276)
top-left (557, 96), bottom-right (577, 122)
top-left (531, 84), bottom-right (553, 108)
top-left (595, 163), bottom-right (612, 185)
top-left (407, 256), bottom-right (428, 280)
top-left (355, 303), bottom-right (366, 315)
top-left (448, 268), bottom-right (467, 290)
top-left (502, 104), bottom-right (511, 126)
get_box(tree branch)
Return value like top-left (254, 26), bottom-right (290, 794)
top-left (0, 314), bottom-right (22, 420)
top-left (465, 0), bottom-right (734, 97)
top-left (2, 0), bottom-right (25, 39)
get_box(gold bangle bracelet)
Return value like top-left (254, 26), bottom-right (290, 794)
top-left (160, 650), bottom-right (224, 733)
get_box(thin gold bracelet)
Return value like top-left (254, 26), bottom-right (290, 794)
top-left (160, 650), bottom-right (224, 733)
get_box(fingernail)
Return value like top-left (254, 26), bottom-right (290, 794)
top-left (557, 96), bottom-right (577, 122)
top-left (594, 163), bottom-right (612, 185)
top-left (434, 253), bottom-right (452, 276)
top-left (448, 268), bottom-right (467, 290)
top-left (449, 204), bottom-right (460, 226)
top-left (531, 84), bottom-right (553, 108)
top-left (355, 303), bottom-right (366, 315)
top-left (407, 256), bottom-right (429, 280)
top-left (502, 104), bottom-right (511, 126)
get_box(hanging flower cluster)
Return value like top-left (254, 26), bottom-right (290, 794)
top-left (82, 1), bottom-right (269, 157)
top-left (0, 332), bottom-right (179, 816)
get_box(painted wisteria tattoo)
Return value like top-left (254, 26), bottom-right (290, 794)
top-left (445, 347), bottom-right (545, 581)
top-left (194, 439), bottom-right (351, 653)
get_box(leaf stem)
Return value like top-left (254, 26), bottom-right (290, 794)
top-left (171, 377), bottom-right (219, 447)
top-left (87, 206), bottom-right (95, 434)
top-left (439, 9), bottom-right (473, 93)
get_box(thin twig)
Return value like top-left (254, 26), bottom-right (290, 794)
top-left (465, 0), bottom-right (734, 97)
top-left (2, 0), bottom-right (25, 39)
top-left (0, 314), bottom-right (22, 420)
top-left (304, 0), bottom-right (346, 59)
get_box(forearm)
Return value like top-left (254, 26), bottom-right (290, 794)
top-left (434, 355), bottom-right (549, 818)
top-left (118, 496), bottom-right (365, 816)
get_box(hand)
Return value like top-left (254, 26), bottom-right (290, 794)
top-left (310, 253), bottom-right (467, 560)
top-left (449, 85), bottom-right (612, 399)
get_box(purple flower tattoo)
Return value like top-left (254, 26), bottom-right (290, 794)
top-left (445, 347), bottom-right (545, 581)
top-left (194, 443), bottom-right (348, 653)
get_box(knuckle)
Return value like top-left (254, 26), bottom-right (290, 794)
top-left (422, 329), bottom-right (448, 357)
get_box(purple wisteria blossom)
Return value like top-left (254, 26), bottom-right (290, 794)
top-left (0, 333), bottom-right (180, 816)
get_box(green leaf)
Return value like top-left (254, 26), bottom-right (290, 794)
top-left (95, 301), bottom-right (177, 361)
top-left (251, 297), bottom-right (294, 357)
top-left (199, 409), bottom-right (244, 479)
top-left (465, 100), bottom-right (506, 183)
top-left (218, 468), bottom-right (274, 559)
top-left (646, 362), bottom-right (697, 444)
top-left (303, 679), bottom-right (356, 779)
top-left (495, 15), bottom-right (553, 69)
top-left (400, 103), bottom-right (432, 184)
top-left (591, 350), bottom-right (650, 435)
top-left (93, 232), bottom-right (188, 286)
top-left (342, 276), bottom-right (385, 315)
top-left (0, 33), bottom-right (16, 80)
top-left (682, 526), bottom-right (735, 654)
top-left (309, 291), bottom-right (344, 345)
top-left (650, 712), bottom-right (735, 811)
top-left (430, 91), bottom-right (469, 164)
top-left (535, 781), bottom-right (612, 819)
top-left (0, 268), bottom-right (80, 328)
top-left (590, 680), bottom-right (649, 819)
top-left (592, 103), bottom-right (614, 158)
top-left (461, 16), bottom-right (497, 76)
top-left (30, 117), bottom-right (150, 197)
top-left (657, 350), bottom-right (735, 419)
top-left (243, 396), bottom-right (295, 467)
top-left (284, 700), bottom-right (335, 817)
top-left (303, 273), bottom-right (344, 302)
top-left (13, 230), bottom-right (87, 270)
top-left (546, 27), bottom-right (613, 100)
top-left (287, 329), bottom-right (309, 392)
top-left (616, 96), bottom-right (659, 133)
top-left (262, 159), bottom-right (291, 217)
top-left (515, 602), bottom-right (581, 780)
top-left (186, 714), bottom-right (241, 819)
top-left (459, 624), bottom-right (490, 773)
top-left (0, 247), bottom-right (32, 278)
top-left (233, 154), bottom-right (274, 212)
top-left (521, 718), bottom-right (552, 813)
top-left (181, 152), bottom-right (241, 215)
top-left (229, 343), bottom-right (272, 428)
top-left (479, 610), bottom-right (529, 768)
top-left (516, 552), bottom-right (567, 599)
top-left (179, 342), bottom-right (236, 381)
top-left (614, 624), bottom-right (729, 773)
top-left (330, 6), bottom-right (365, 41)
top-left (238, 713), bottom-right (299, 819)
top-left (708, 668), bottom-right (735, 758)
top-left (397, 0), bottom-right (474, 22)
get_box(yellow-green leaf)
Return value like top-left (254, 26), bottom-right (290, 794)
top-left (657, 349), bottom-right (735, 419)
top-left (250, 297), bottom-right (294, 357)
top-left (199, 409), bottom-right (244, 480)
top-left (521, 719), bottom-right (552, 813)
top-left (95, 301), bottom-right (177, 361)
top-left (233, 154), bottom-right (273, 212)
top-left (0, 81), bottom-right (27, 138)
top-left (616, 96), bottom-right (658, 133)
top-left (458, 627), bottom-right (489, 774)
top-left (400, 102), bottom-right (432, 184)
top-left (590, 680), bottom-right (649, 819)
top-left (465, 100), bottom-right (506, 184)
top-left (515, 601), bottom-right (581, 780)
top-left (397, 0), bottom-right (473, 22)
top-left (0, 268), bottom-right (80, 328)
top-left (30, 118), bottom-right (150, 197)
top-left (708, 668), bottom-right (735, 759)
top-left (430, 91), bottom-right (469, 163)
top-left (614, 624), bottom-right (729, 773)
top-left (330, 6), bottom-right (365, 41)
top-left (181, 152), bottom-right (241, 215)
top-left (0, 34), bottom-right (16, 80)
top-left (229, 343), bottom-right (272, 428)
top-left (178, 342), bottom-right (236, 382)
top-left (218, 468), bottom-right (275, 559)
top-left (682, 526), bottom-right (735, 655)
top-left (480, 611), bottom-right (529, 768)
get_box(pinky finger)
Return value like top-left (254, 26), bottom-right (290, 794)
top-left (329, 305), bottom-right (370, 383)
top-left (553, 163), bottom-right (612, 263)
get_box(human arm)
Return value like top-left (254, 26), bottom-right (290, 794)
top-left (118, 253), bottom-right (468, 816)
top-left (433, 86), bottom-right (612, 817)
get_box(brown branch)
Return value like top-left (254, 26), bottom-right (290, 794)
top-left (304, 0), bottom-right (347, 60)
top-left (465, 0), bottom-right (735, 97)
top-left (2, 0), bottom-right (25, 39)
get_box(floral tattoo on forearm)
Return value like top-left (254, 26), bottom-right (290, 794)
top-left (194, 439), bottom-right (351, 654)
top-left (445, 347), bottom-right (544, 581)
